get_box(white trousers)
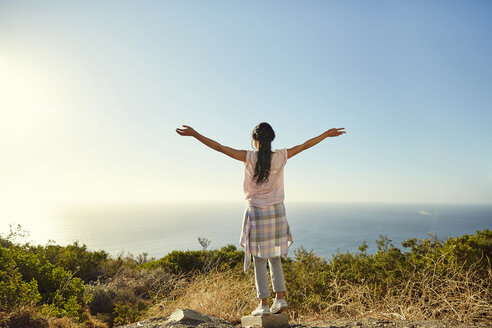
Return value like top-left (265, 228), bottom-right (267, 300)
top-left (253, 256), bottom-right (286, 299)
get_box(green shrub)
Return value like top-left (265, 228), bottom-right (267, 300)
top-left (282, 230), bottom-right (491, 317)
top-left (141, 244), bottom-right (244, 274)
top-left (0, 245), bottom-right (90, 321)
top-left (326, 241), bottom-right (375, 284)
top-left (112, 304), bottom-right (141, 326)
top-left (0, 247), bottom-right (42, 308)
top-left (283, 247), bottom-right (332, 312)
top-left (32, 241), bottom-right (109, 283)
top-left (85, 266), bottom-right (171, 317)
top-left (403, 229), bottom-right (491, 274)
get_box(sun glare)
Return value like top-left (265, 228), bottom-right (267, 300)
top-left (0, 51), bottom-right (62, 141)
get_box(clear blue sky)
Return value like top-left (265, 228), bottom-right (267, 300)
top-left (1, 0), bottom-right (491, 220)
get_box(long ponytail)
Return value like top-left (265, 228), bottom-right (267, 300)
top-left (252, 122), bottom-right (275, 185)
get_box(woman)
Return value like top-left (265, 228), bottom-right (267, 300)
top-left (176, 122), bottom-right (346, 316)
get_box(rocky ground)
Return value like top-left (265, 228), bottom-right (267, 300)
top-left (290, 319), bottom-right (490, 328)
top-left (117, 309), bottom-right (491, 328)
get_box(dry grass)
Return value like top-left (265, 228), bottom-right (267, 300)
top-left (392, 258), bottom-right (491, 322)
top-left (0, 306), bottom-right (49, 328)
top-left (143, 256), bottom-right (491, 324)
top-left (6, 255), bottom-right (486, 327)
top-left (307, 256), bottom-right (492, 323)
top-left (146, 269), bottom-right (258, 324)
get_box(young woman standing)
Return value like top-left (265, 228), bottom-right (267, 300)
top-left (176, 122), bottom-right (346, 315)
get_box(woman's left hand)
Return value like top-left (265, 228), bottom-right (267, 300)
top-left (176, 125), bottom-right (197, 137)
top-left (325, 128), bottom-right (346, 137)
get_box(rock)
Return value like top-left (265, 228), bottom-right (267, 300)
top-left (166, 309), bottom-right (211, 324)
top-left (241, 314), bottom-right (289, 328)
top-left (116, 316), bottom-right (169, 328)
top-left (116, 309), bottom-right (233, 328)
top-left (166, 308), bottom-right (231, 325)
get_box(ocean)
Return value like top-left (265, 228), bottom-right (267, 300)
top-left (4, 202), bottom-right (491, 261)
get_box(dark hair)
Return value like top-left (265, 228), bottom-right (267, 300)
top-left (252, 122), bottom-right (275, 185)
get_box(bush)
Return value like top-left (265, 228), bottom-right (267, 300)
top-left (283, 247), bottom-right (332, 312)
top-left (85, 266), bottom-right (173, 317)
top-left (141, 245), bottom-right (243, 274)
top-left (32, 241), bottom-right (109, 283)
top-left (0, 248), bottom-right (41, 308)
top-left (0, 245), bottom-right (90, 321)
top-left (403, 229), bottom-right (491, 274)
top-left (112, 304), bottom-right (141, 326)
top-left (281, 230), bottom-right (491, 321)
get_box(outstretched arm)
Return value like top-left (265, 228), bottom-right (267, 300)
top-left (176, 125), bottom-right (247, 162)
top-left (287, 128), bottom-right (346, 159)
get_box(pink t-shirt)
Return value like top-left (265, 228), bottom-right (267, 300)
top-left (243, 148), bottom-right (288, 208)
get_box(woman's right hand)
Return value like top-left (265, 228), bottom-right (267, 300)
top-left (176, 125), bottom-right (198, 137)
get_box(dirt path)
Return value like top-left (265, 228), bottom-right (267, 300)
top-left (290, 318), bottom-right (490, 328)
top-left (118, 316), bottom-right (490, 328)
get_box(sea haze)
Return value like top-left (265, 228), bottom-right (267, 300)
top-left (8, 202), bottom-right (492, 261)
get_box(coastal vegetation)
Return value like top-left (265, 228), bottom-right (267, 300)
top-left (0, 224), bottom-right (490, 328)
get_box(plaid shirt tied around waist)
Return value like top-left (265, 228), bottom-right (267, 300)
top-left (239, 202), bottom-right (293, 272)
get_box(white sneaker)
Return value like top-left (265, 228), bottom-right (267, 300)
top-left (270, 297), bottom-right (288, 314)
top-left (251, 302), bottom-right (271, 316)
